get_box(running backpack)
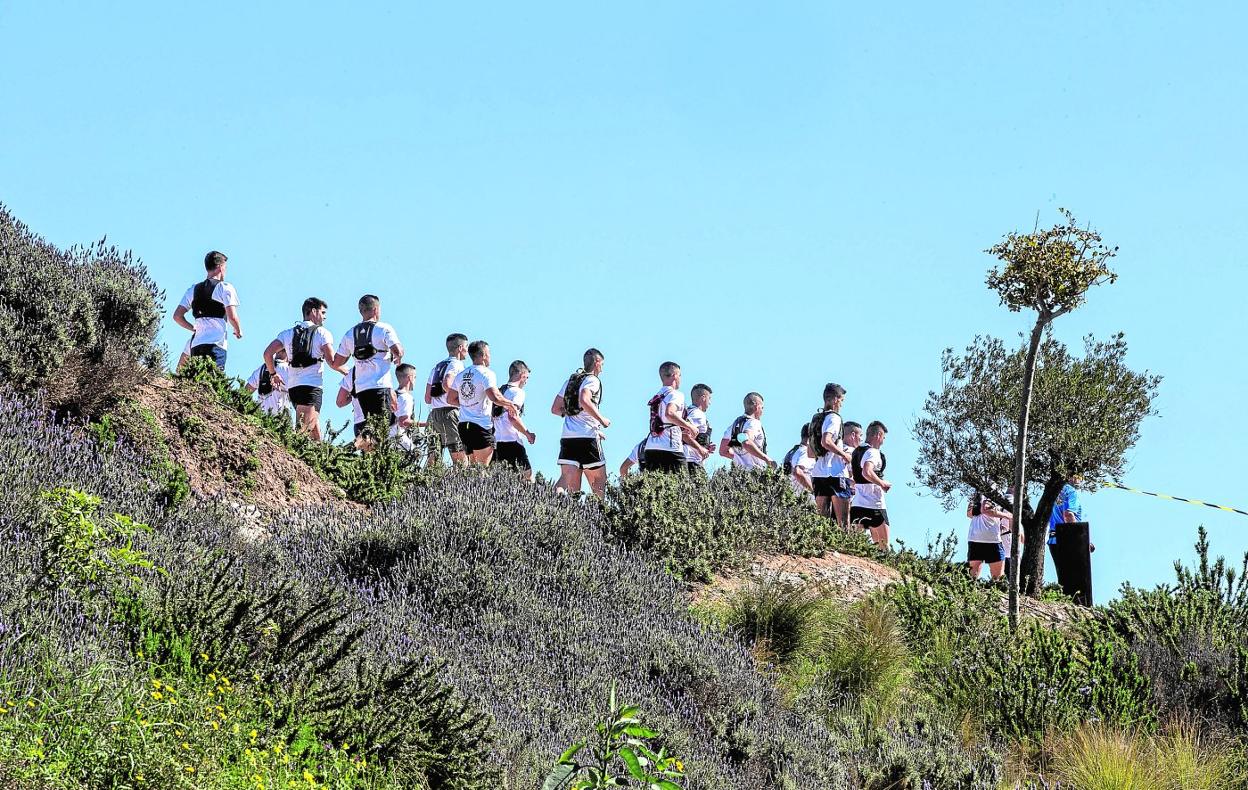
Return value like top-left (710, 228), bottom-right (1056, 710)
top-left (782, 444), bottom-right (803, 476)
top-left (685, 406), bottom-right (713, 449)
top-left (726, 415), bottom-right (749, 449)
top-left (257, 367), bottom-right (274, 396)
top-left (562, 370), bottom-right (601, 416)
top-left (429, 359), bottom-right (452, 399)
top-left (851, 445), bottom-right (886, 484)
top-left (351, 322), bottom-right (380, 361)
top-left (806, 410), bottom-right (840, 458)
top-left (290, 324), bottom-right (318, 368)
top-left (491, 384), bottom-right (523, 418)
top-left (635, 440), bottom-right (649, 473)
top-left (647, 391), bottom-right (666, 436)
top-left (190, 278), bottom-right (226, 319)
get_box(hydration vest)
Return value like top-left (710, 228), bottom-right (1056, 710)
top-left (190, 278), bottom-right (226, 319)
top-left (647, 391), bottom-right (667, 436)
top-left (290, 324), bottom-right (319, 368)
top-left (685, 406), bottom-right (713, 449)
top-left (491, 383), bottom-right (523, 418)
top-left (851, 445), bottom-right (886, 484)
top-left (807, 409), bottom-right (841, 458)
top-left (727, 416), bottom-right (766, 454)
top-left (782, 443), bottom-right (803, 476)
top-left (257, 367), bottom-right (274, 396)
top-left (429, 359), bottom-right (452, 399)
top-left (351, 322), bottom-right (380, 361)
top-left (563, 370), bottom-right (601, 417)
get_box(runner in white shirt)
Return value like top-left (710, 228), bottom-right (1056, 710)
top-left (493, 360), bottom-right (537, 479)
top-left (618, 438), bottom-right (649, 477)
top-left (643, 362), bottom-right (701, 474)
top-left (452, 340), bottom-right (519, 466)
top-left (245, 359), bottom-right (292, 418)
top-left (390, 363), bottom-right (419, 452)
top-left (718, 392), bottom-right (774, 470)
top-left (850, 421), bottom-right (892, 549)
top-left (682, 383), bottom-right (715, 473)
top-left (424, 333), bottom-right (469, 467)
top-left (336, 377), bottom-right (367, 438)
top-left (333, 294), bottom-right (404, 440)
top-left (966, 491), bottom-right (1009, 580)
top-left (809, 384), bottom-right (856, 527)
top-left (783, 424), bottom-right (816, 502)
top-left (551, 348), bottom-right (611, 497)
top-left (172, 250), bottom-right (242, 370)
top-left (263, 297), bottom-right (347, 441)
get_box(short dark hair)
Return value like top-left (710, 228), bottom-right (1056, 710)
top-left (866, 420), bottom-right (888, 440)
top-left (800, 422), bottom-right (811, 440)
top-left (583, 348), bottom-right (604, 369)
top-left (691, 383), bottom-right (712, 400)
top-left (744, 392), bottom-right (763, 414)
top-left (204, 250), bottom-right (227, 271)
top-left (508, 360), bottom-right (530, 379)
top-left (301, 297), bottom-right (328, 318)
top-left (659, 361), bottom-right (680, 378)
top-left (843, 421), bottom-right (863, 436)
top-left (358, 294), bottom-right (380, 313)
top-left (446, 333), bottom-right (468, 353)
top-left (823, 382), bottom-right (847, 405)
top-left (396, 363), bottom-right (416, 377)
top-left (468, 340), bottom-right (489, 362)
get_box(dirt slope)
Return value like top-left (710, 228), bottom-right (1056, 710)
top-left (130, 377), bottom-right (347, 511)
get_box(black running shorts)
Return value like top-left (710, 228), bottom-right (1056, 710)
top-left (813, 476), bottom-right (853, 498)
top-left (967, 541), bottom-right (1005, 564)
top-left (642, 449), bottom-right (686, 473)
top-left (850, 506), bottom-right (889, 529)
top-left (494, 441), bottom-right (531, 470)
top-left (458, 421), bottom-right (496, 453)
top-left (288, 385), bottom-right (323, 410)
top-left (558, 437), bottom-right (605, 469)
top-left (355, 387), bottom-right (392, 419)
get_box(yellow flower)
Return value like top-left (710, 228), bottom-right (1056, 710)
top-left (0, 707), bottom-right (9, 714)
top-left (250, 729), bottom-right (258, 741)
top-left (303, 770), bottom-right (316, 785)
top-left (200, 653), bottom-right (209, 662)
top-left (151, 691), bottom-right (162, 700)
top-left (184, 766), bottom-right (196, 773)
top-left (25, 700), bottom-right (34, 708)
top-left (182, 742), bottom-right (190, 750)
top-left (135, 774), bottom-right (145, 783)
top-left (211, 721), bottom-right (220, 730)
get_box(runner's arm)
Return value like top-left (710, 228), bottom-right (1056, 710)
top-left (550, 393), bottom-right (566, 416)
top-left (795, 465), bottom-right (813, 492)
top-left (743, 439), bottom-right (773, 466)
top-left (486, 386), bottom-right (519, 418)
top-left (388, 341), bottom-right (404, 365)
top-left (173, 305), bottom-right (195, 332)
top-left (263, 339), bottom-right (286, 386)
top-left (863, 461), bottom-right (890, 491)
top-left (423, 382), bottom-right (433, 405)
top-left (321, 343), bottom-right (349, 375)
top-left (225, 305), bottom-right (243, 339)
top-left (579, 389), bottom-right (610, 428)
top-left (718, 437), bottom-right (733, 459)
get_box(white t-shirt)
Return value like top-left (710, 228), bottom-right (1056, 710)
top-left (850, 447), bottom-right (887, 509)
top-left (453, 364), bottom-right (498, 429)
top-left (558, 374), bottom-right (604, 439)
top-left (246, 362), bottom-right (291, 417)
top-left (723, 416), bottom-right (767, 470)
top-left (788, 445), bottom-right (816, 500)
top-left (811, 412), bottom-right (846, 479)
top-left (338, 378), bottom-right (365, 425)
top-left (178, 279), bottom-right (239, 349)
top-left (274, 322), bottom-right (335, 389)
top-left (390, 389), bottom-right (416, 449)
top-left (493, 385), bottom-right (528, 443)
top-left (644, 386), bottom-right (686, 455)
top-left (337, 321), bottom-right (401, 392)
top-left (683, 405), bottom-right (710, 463)
top-left (968, 497), bottom-right (1003, 544)
top-left (626, 439), bottom-right (644, 468)
top-left (1000, 513), bottom-right (1017, 558)
top-left (428, 356), bottom-right (466, 410)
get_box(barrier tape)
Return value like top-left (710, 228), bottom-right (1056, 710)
top-left (1105, 482), bottom-right (1248, 518)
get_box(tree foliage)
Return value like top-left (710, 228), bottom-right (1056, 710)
top-left (912, 332), bottom-right (1160, 592)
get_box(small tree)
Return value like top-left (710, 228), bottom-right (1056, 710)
top-left (913, 333), bottom-right (1158, 604)
top-left (985, 209), bottom-right (1118, 627)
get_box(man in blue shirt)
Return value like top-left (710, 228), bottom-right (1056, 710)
top-left (1048, 477), bottom-right (1084, 545)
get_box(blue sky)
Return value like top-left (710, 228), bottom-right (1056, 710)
top-left (3, 1), bottom-right (1245, 598)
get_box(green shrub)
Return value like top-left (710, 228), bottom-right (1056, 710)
top-left (37, 487), bottom-right (159, 592)
top-left (89, 400), bottom-right (190, 506)
top-left (604, 467), bottom-right (866, 581)
top-left (720, 581), bottom-right (823, 665)
top-left (1047, 722), bottom-right (1247, 790)
top-left (0, 205), bottom-right (161, 416)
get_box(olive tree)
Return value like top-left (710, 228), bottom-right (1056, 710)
top-left (913, 333), bottom-right (1159, 603)
top-left (985, 209), bottom-right (1118, 626)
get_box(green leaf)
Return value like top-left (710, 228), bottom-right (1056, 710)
top-left (623, 725), bottom-right (659, 739)
top-left (558, 740), bottom-right (586, 764)
top-left (541, 763), bottom-right (576, 790)
top-left (651, 781), bottom-right (683, 790)
top-left (619, 747), bottom-right (648, 781)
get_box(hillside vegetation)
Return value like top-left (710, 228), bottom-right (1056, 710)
top-left (1, 207), bottom-right (1246, 789)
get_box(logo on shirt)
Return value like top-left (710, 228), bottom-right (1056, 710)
top-left (460, 376), bottom-right (477, 399)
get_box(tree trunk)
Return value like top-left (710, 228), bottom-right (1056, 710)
top-left (1019, 475), bottom-right (1069, 597)
top-left (1008, 319), bottom-right (1047, 629)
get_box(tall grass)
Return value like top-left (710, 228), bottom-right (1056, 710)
top-left (1047, 722), bottom-right (1247, 790)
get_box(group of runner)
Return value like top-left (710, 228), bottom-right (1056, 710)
top-left (173, 251), bottom-right (894, 546)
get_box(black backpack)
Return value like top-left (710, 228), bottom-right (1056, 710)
top-left (726, 415), bottom-right (749, 449)
top-left (782, 443), bottom-right (803, 476)
top-left (491, 383), bottom-right (523, 418)
top-left (807, 410), bottom-right (840, 458)
top-left (686, 406), bottom-right (713, 449)
top-left (851, 445), bottom-right (886, 484)
top-left (257, 367), bottom-right (273, 396)
top-left (429, 359), bottom-right (452, 399)
top-left (190, 278), bottom-right (226, 319)
top-left (290, 324), bottom-right (318, 368)
top-left (351, 322), bottom-right (380, 361)
top-left (635, 440), bottom-right (649, 473)
top-left (563, 370), bottom-right (601, 417)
